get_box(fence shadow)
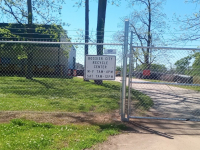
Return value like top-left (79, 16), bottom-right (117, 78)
top-left (131, 83), bottom-right (200, 120)
top-left (30, 78), bottom-right (56, 89)
top-left (125, 119), bottom-right (200, 139)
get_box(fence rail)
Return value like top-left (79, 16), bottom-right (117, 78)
top-left (125, 45), bottom-right (200, 122)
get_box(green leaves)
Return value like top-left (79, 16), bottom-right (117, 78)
top-left (174, 52), bottom-right (200, 76)
top-left (135, 63), bottom-right (167, 72)
top-left (0, 28), bottom-right (19, 38)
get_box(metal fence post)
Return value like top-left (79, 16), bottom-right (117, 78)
top-left (121, 20), bottom-right (129, 121)
top-left (127, 31), bottom-right (133, 120)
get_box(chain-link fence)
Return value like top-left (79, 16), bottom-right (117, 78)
top-left (0, 41), bottom-right (123, 77)
top-left (0, 42), bottom-right (74, 78)
top-left (127, 46), bottom-right (200, 121)
top-left (2, 41), bottom-right (200, 122)
top-left (0, 41), bottom-right (124, 121)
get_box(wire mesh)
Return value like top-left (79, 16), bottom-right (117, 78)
top-left (128, 46), bottom-right (200, 121)
top-left (0, 41), bottom-right (123, 120)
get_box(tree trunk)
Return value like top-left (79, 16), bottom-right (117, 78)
top-left (95, 0), bottom-right (107, 85)
top-left (146, 0), bottom-right (151, 70)
top-left (26, 0), bottom-right (33, 79)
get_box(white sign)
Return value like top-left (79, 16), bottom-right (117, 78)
top-left (104, 49), bottom-right (116, 54)
top-left (84, 55), bottom-right (116, 80)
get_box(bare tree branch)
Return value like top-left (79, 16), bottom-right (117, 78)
top-left (1, 1), bottom-right (23, 24)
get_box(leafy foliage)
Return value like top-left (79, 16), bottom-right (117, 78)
top-left (0, 28), bottom-right (19, 39)
top-left (174, 52), bottom-right (200, 76)
top-left (135, 63), bottom-right (167, 72)
top-left (191, 52), bottom-right (200, 75)
top-left (116, 66), bottom-right (121, 71)
top-left (0, 27), bottom-right (25, 59)
top-left (174, 55), bottom-right (192, 74)
top-left (0, 24), bottom-right (71, 59)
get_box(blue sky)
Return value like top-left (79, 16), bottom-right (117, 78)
top-left (0, 0), bottom-right (199, 67)
top-left (62, 0), bottom-right (131, 43)
top-left (62, 0), bottom-right (199, 44)
top-left (60, 0), bottom-right (200, 66)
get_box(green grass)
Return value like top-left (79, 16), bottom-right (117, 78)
top-left (142, 78), bottom-right (200, 92)
top-left (131, 90), bottom-right (153, 110)
top-left (0, 76), bottom-right (153, 112)
top-left (173, 85), bottom-right (200, 91)
top-left (0, 77), bottom-right (121, 112)
top-left (0, 77), bottom-right (153, 149)
top-left (0, 119), bottom-right (126, 150)
top-left (181, 76), bottom-right (200, 91)
top-left (142, 79), bottom-right (162, 82)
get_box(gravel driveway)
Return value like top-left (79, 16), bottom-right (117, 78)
top-left (115, 77), bottom-right (200, 120)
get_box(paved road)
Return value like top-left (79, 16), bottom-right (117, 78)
top-left (115, 77), bottom-right (200, 120)
top-left (91, 77), bottom-right (200, 150)
top-left (90, 119), bottom-right (200, 150)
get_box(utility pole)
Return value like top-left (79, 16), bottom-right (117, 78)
top-left (85, 0), bottom-right (89, 55)
top-left (84, 0), bottom-right (89, 81)
top-left (95, 0), bottom-right (107, 85)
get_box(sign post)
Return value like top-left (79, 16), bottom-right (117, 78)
top-left (84, 55), bottom-right (116, 80)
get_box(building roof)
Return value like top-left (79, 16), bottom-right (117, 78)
top-left (0, 23), bottom-right (68, 42)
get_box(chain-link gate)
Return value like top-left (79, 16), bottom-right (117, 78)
top-left (127, 46), bottom-right (200, 122)
top-left (121, 21), bottom-right (200, 121)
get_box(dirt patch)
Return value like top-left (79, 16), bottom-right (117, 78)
top-left (0, 110), bottom-right (121, 125)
